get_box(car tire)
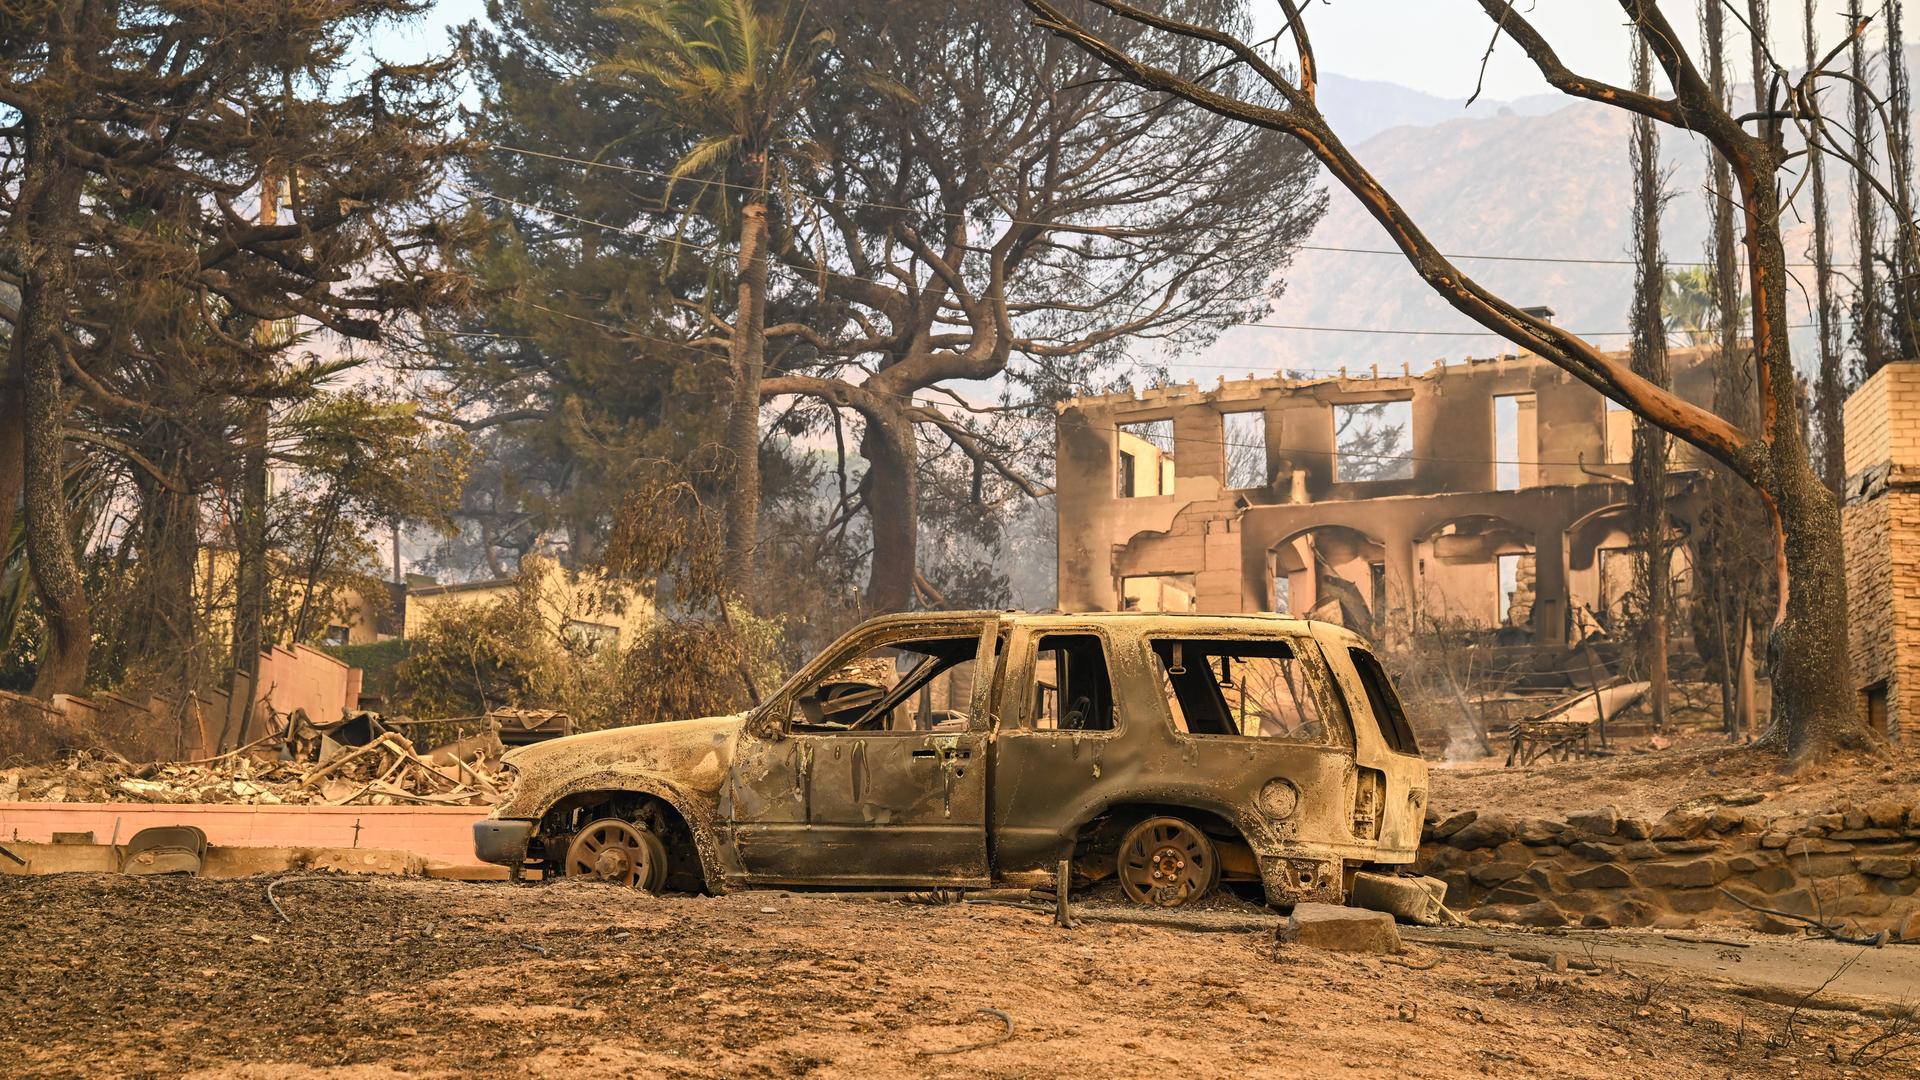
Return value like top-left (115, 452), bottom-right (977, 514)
top-left (564, 817), bottom-right (669, 892)
top-left (1116, 815), bottom-right (1217, 907)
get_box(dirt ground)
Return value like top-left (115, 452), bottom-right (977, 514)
top-left (1429, 731), bottom-right (1920, 826)
top-left (4, 875), bottom-right (1916, 1078)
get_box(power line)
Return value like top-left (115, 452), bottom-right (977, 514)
top-left (423, 296), bottom-right (1657, 472)
top-left (456, 180), bottom-right (1844, 344)
top-left (481, 141), bottom-right (1822, 270)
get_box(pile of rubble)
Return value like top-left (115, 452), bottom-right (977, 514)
top-left (0, 719), bottom-right (516, 808)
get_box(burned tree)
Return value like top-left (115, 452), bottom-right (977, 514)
top-left (0, 0), bottom-right (468, 696)
top-left (762, 0), bottom-right (1325, 612)
top-left (1808, 0), bottom-right (1846, 491)
top-left (1022, 0), bottom-right (1885, 759)
top-left (1626, 34), bottom-right (1671, 731)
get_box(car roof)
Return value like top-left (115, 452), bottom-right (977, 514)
top-left (851, 609), bottom-right (1365, 642)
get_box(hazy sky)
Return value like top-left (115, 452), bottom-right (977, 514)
top-left (380, 1), bottom-right (1874, 104)
top-left (1255, 1), bottom-right (1865, 102)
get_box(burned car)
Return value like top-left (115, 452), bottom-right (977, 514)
top-left (474, 612), bottom-right (1427, 907)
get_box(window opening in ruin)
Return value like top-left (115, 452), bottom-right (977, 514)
top-left (1223, 410), bottom-right (1268, 489)
top-left (1150, 638), bottom-right (1328, 743)
top-left (791, 635), bottom-right (984, 733)
top-left (1332, 400), bottom-right (1413, 482)
top-left (1117, 420), bottom-right (1175, 497)
top-left (1122, 573), bottom-right (1197, 613)
top-left (1497, 553), bottom-right (1535, 626)
top-left (1866, 681), bottom-right (1890, 735)
top-left (1029, 634), bottom-right (1116, 731)
top-left (1596, 547), bottom-right (1633, 629)
top-left (1493, 393), bottom-right (1537, 490)
top-left (1271, 573), bottom-right (1292, 615)
top-left (1347, 647), bottom-right (1420, 754)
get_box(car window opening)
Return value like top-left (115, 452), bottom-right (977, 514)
top-left (1348, 647), bottom-right (1420, 754)
top-left (792, 636), bottom-right (984, 733)
top-left (1152, 638), bottom-right (1327, 743)
top-left (1031, 634), bottom-right (1116, 731)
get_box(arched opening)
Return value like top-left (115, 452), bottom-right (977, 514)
top-left (1565, 504), bottom-right (1693, 640)
top-left (1270, 525), bottom-right (1386, 637)
top-left (1413, 514), bottom-right (1536, 639)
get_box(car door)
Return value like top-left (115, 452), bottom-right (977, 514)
top-left (724, 619), bottom-right (997, 886)
top-left (1312, 628), bottom-right (1427, 855)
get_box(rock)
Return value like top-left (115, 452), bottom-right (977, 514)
top-left (1808, 813), bottom-right (1843, 833)
top-left (1449, 814), bottom-right (1515, 850)
top-left (1568, 864), bottom-right (1634, 889)
top-left (1280, 903), bottom-right (1401, 954)
top-left (1897, 910), bottom-right (1920, 942)
top-left (1485, 882), bottom-right (1540, 905)
top-left (1614, 898), bottom-right (1657, 926)
top-left (1566, 806), bottom-right (1620, 836)
top-left (1856, 856), bottom-right (1915, 879)
top-left (1758, 831), bottom-right (1792, 849)
top-left (1470, 857), bottom-right (1529, 888)
top-left (1828, 829), bottom-right (1902, 842)
top-left (1531, 844), bottom-right (1565, 858)
top-left (1637, 857), bottom-right (1730, 889)
top-left (1843, 807), bottom-right (1870, 832)
top-left (1796, 853), bottom-right (1861, 878)
top-left (1668, 888), bottom-right (1720, 914)
top-left (1620, 841), bottom-right (1661, 860)
top-left (1508, 900), bottom-right (1569, 928)
top-left (1653, 809), bottom-right (1711, 841)
top-left (1516, 817), bottom-right (1562, 845)
top-left (1706, 809), bottom-right (1751, 834)
top-left (1568, 840), bottom-right (1619, 862)
top-left (1581, 912), bottom-right (1614, 929)
top-left (1616, 818), bottom-right (1654, 841)
top-left (1428, 810), bottom-right (1479, 841)
top-left (1908, 806), bottom-right (1920, 831)
top-left (1348, 873), bottom-right (1449, 925)
top-left (1865, 799), bottom-right (1908, 829)
top-left (1656, 839), bottom-right (1724, 855)
top-left (1720, 789), bottom-right (1765, 807)
top-left (1784, 837), bottom-right (1852, 857)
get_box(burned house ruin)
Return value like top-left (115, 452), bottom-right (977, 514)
top-left (1055, 348), bottom-right (1719, 655)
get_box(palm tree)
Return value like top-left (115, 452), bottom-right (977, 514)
top-left (595, 0), bottom-right (829, 603)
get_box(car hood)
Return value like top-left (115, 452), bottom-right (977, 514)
top-left (496, 713), bottom-right (747, 815)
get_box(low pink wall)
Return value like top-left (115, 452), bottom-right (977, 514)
top-left (0, 802), bottom-right (488, 867)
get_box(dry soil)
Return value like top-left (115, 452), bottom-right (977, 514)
top-left (2, 874), bottom-right (1915, 1078)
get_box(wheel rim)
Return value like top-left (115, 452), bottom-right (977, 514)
top-left (1117, 817), bottom-right (1215, 907)
top-left (565, 819), bottom-right (665, 890)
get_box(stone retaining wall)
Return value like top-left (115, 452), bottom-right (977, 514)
top-left (1414, 797), bottom-right (1920, 939)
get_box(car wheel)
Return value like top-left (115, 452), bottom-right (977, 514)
top-left (1116, 816), bottom-right (1217, 907)
top-left (564, 817), bottom-right (668, 891)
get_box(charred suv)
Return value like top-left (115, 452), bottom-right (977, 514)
top-left (474, 612), bottom-right (1427, 907)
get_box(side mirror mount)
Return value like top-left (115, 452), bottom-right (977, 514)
top-left (745, 699), bottom-right (788, 741)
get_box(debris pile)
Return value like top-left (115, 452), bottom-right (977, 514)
top-left (1, 731), bottom-right (508, 808)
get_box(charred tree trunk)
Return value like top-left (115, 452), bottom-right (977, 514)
top-left (228, 399), bottom-right (269, 731)
top-left (859, 405), bottom-right (919, 614)
top-left (1807, 0), bottom-right (1846, 491)
top-left (15, 108), bottom-right (92, 698)
top-left (1854, 0), bottom-right (1887, 374)
top-left (1745, 137), bottom-right (1864, 755)
top-left (1627, 35), bottom-right (1670, 730)
top-left (1887, 0), bottom-right (1920, 358)
top-left (721, 188), bottom-right (770, 605)
top-left (0, 348), bottom-right (22, 539)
